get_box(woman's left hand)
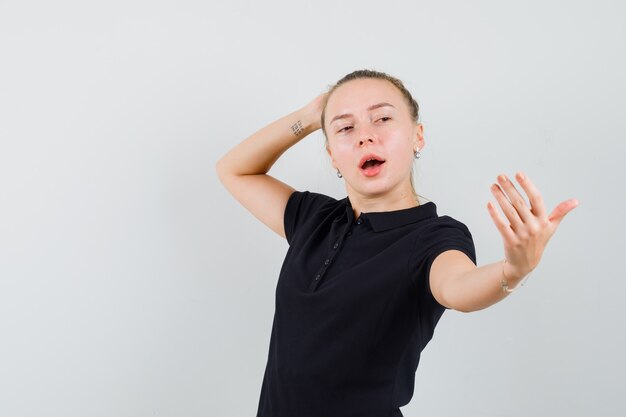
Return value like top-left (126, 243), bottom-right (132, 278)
top-left (487, 171), bottom-right (579, 281)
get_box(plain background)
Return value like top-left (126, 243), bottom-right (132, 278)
top-left (1, 0), bottom-right (624, 416)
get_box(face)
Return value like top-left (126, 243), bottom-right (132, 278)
top-left (324, 78), bottom-right (424, 199)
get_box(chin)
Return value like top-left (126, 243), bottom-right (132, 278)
top-left (352, 180), bottom-right (394, 197)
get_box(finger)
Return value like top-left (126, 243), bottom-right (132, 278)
top-left (491, 182), bottom-right (524, 232)
top-left (514, 171), bottom-right (547, 219)
top-left (497, 174), bottom-right (534, 224)
top-left (487, 201), bottom-right (517, 242)
top-left (548, 198), bottom-right (580, 227)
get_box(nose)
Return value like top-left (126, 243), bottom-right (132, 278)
top-left (358, 130), bottom-right (376, 147)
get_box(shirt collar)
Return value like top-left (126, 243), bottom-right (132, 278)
top-left (342, 197), bottom-right (438, 232)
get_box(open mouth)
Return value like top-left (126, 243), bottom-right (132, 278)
top-left (361, 158), bottom-right (385, 169)
top-left (360, 157), bottom-right (386, 177)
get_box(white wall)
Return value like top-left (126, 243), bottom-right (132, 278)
top-left (1, 0), bottom-right (624, 416)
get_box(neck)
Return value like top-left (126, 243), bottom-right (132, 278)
top-left (347, 187), bottom-right (419, 218)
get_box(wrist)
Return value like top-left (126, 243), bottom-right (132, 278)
top-left (504, 259), bottom-right (526, 282)
top-left (501, 259), bottom-right (532, 293)
top-left (298, 92), bottom-right (329, 133)
top-left (294, 107), bottom-right (321, 133)
top-left (281, 110), bottom-right (316, 140)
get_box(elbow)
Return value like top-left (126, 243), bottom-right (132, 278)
top-left (451, 301), bottom-right (489, 314)
top-left (215, 157), bottom-right (231, 184)
top-left (439, 288), bottom-right (483, 314)
top-left (447, 298), bottom-right (474, 313)
top-left (454, 305), bottom-right (482, 314)
top-left (215, 160), bottom-right (223, 184)
top-left (215, 156), bottom-right (225, 174)
top-left (435, 282), bottom-right (472, 313)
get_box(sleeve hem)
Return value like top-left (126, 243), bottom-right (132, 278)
top-left (425, 245), bottom-right (478, 310)
top-left (283, 190), bottom-right (302, 245)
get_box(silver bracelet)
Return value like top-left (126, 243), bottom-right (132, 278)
top-left (501, 259), bottom-right (531, 293)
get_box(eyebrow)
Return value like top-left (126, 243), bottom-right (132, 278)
top-left (329, 102), bottom-right (396, 125)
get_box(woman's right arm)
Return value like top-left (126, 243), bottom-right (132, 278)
top-left (215, 93), bottom-right (327, 239)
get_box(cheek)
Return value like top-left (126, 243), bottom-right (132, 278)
top-left (330, 139), bottom-right (353, 154)
top-left (386, 132), bottom-right (414, 154)
top-left (328, 143), bottom-right (352, 165)
top-left (384, 135), bottom-right (415, 170)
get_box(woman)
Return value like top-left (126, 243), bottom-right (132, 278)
top-left (216, 69), bottom-right (578, 417)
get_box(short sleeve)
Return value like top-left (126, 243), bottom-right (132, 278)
top-left (284, 191), bottom-right (338, 245)
top-left (411, 216), bottom-right (477, 308)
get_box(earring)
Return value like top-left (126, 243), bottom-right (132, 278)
top-left (336, 169), bottom-right (343, 178)
top-left (414, 147), bottom-right (421, 159)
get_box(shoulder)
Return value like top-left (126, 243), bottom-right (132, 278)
top-left (409, 201), bottom-right (472, 235)
top-left (284, 190), bottom-right (343, 244)
top-left (411, 211), bottom-right (476, 264)
top-left (408, 210), bottom-right (477, 307)
top-left (427, 214), bottom-right (473, 236)
top-left (286, 190), bottom-right (339, 211)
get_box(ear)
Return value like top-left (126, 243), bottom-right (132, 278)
top-left (326, 143), bottom-right (334, 161)
top-left (414, 123), bottom-right (425, 151)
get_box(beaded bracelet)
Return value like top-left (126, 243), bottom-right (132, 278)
top-left (501, 259), bottom-right (531, 293)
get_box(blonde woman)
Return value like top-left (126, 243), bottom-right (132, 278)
top-left (216, 69), bottom-right (578, 417)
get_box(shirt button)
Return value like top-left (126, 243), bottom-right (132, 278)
top-left (333, 242), bottom-right (339, 249)
top-left (324, 259), bottom-right (330, 265)
top-left (315, 274), bottom-right (320, 281)
top-left (356, 219), bottom-right (362, 225)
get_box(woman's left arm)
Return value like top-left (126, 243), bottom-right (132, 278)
top-left (430, 171), bottom-right (579, 313)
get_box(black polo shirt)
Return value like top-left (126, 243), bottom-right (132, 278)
top-left (256, 191), bottom-right (477, 417)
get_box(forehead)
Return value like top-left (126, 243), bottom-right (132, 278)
top-left (326, 78), bottom-right (404, 116)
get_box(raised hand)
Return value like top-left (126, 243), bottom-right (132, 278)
top-left (301, 92), bottom-right (329, 132)
top-left (487, 171), bottom-right (579, 281)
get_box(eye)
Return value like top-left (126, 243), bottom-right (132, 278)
top-left (337, 126), bottom-right (353, 133)
top-left (377, 116), bottom-right (391, 122)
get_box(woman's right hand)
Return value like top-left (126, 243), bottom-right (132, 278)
top-left (301, 92), bottom-right (329, 132)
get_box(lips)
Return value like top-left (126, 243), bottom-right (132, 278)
top-left (359, 153), bottom-right (386, 169)
top-left (359, 153), bottom-right (385, 177)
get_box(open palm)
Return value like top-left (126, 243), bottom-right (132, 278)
top-left (487, 171), bottom-right (579, 280)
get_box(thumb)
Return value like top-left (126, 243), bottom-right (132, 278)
top-left (548, 198), bottom-right (580, 227)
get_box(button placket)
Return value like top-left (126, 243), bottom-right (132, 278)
top-left (309, 212), bottom-right (351, 292)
